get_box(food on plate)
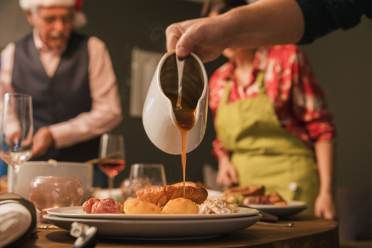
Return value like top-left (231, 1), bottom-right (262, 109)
top-left (83, 182), bottom-right (238, 215)
top-left (223, 185), bottom-right (265, 204)
top-left (135, 185), bottom-right (167, 206)
top-left (199, 199), bottom-right (238, 214)
top-left (224, 185), bottom-right (265, 197)
top-left (223, 185), bottom-right (287, 206)
top-left (82, 198), bottom-right (122, 214)
top-left (266, 192), bottom-right (287, 206)
top-left (123, 198), bottom-right (162, 214)
top-left (82, 197), bottom-right (100, 213)
top-left (162, 198), bottom-right (199, 214)
top-left (243, 192), bottom-right (287, 206)
top-left (136, 181), bottom-right (208, 206)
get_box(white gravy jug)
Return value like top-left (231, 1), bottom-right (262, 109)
top-left (142, 52), bottom-right (208, 155)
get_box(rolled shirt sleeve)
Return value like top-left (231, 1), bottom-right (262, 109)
top-left (209, 66), bottom-right (232, 160)
top-left (297, 0), bottom-right (371, 44)
top-left (290, 49), bottom-right (335, 142)
top-left (0, 43), bottom-right (16, 95)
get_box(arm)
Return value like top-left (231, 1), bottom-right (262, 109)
top-left (209, 66), bottom-right (232, 161)
top-left (0, 44), bottom-right (20, 142)
top-left (291, 48), bottom-right (336, 219)
top-left (0, 43), bottom-right (15, 96)
top-left (314, 141), bottom-right (336, 219)
top-left (48, 37), bottom-right (122, 149)
top-left (167, 0), bottom-right (304, 61)
top-left (166, 0), bottom-right (370, 61)
top-left (315, 141), bottom-right (333, 195)
top-left (209, 68), bottom-right (238, 187)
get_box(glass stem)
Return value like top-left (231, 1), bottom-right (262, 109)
top-left (108, 176), bottom-right (114, 197)
top-left (9, 164), bottom-right (20, 193)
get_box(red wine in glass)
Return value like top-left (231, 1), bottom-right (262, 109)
top-left (97, 159), bottom-right (125, 178)
top-left (98, 133), bottom-right (125, 196)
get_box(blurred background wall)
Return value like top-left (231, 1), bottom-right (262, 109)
top-left (0, 0), bottom-right (371, 238)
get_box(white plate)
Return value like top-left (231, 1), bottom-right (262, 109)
top-left (247, 201), bottom-right (307, 217)
top-left (44, 214), bottom-right (259, 239)
top-left (47, 206), bottom-right (259, 220)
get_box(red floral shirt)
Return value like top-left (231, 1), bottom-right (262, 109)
top-left (209, 45), bottom-right (335, 159)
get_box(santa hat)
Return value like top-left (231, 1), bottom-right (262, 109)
top-left (19, 0), bottom-right (87, 28)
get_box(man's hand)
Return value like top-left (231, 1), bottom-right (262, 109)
top-left (166, 16), bottom-right (232, 62)
top-left (32, 127), bottom-right (55, 158)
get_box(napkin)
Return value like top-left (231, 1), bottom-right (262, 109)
top-left (0, 193), bottom-right (36, 247)
top-left (70, 222), bottom-right (97, 248)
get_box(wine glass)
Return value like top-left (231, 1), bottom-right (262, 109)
top-left (0, 93), bottom-right (33, 192)
top-left (97, 133), bottom-right (125, 196)
top-left (125, 163), bottom-right (167, 197)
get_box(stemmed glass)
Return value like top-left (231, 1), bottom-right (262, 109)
top-left (129, 163), bottom-right (167, 186)
top-left (124, 163), bottom-right (167, 198)
top-left (97, 133), bottom-right (125, 196)
top-left (0, 93), bottom-right (33, 192)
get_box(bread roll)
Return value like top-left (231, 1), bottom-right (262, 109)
top-left (123, 198), bottom-right (161, 214)
top-left (162, 198), bottom-right (199, 214)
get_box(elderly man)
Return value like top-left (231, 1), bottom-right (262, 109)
top-left (0, 0), bottom-right (122, 171)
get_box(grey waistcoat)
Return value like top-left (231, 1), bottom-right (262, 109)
top-left (11, 33), bottom-right (99, 162)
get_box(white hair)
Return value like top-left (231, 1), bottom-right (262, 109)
top-left (19, 0), bottom-right (86, 28)
top-left (19, 0), bottom-right (75, 10)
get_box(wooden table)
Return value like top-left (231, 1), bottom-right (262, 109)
top-left (18, 219), bottom-right (339, 248)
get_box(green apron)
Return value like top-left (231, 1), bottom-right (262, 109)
top-left (215, 72), bottom-right (319, 215)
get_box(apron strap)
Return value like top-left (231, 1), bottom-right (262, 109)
top-left (221, 82), bottom-right (232, 105)
top-left (255, 71), bottom-right (266, 94)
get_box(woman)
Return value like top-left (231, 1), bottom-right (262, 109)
top-left (207, 0), bottom-right (336, 219)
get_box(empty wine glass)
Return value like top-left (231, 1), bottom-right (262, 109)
top-left (0, 93), bottom-right (33, 192)
top-left (125, 163), bottom-right (167, 197)
top-left (97, 133), bottom-right (125, 196)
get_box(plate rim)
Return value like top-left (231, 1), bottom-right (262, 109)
top-left (44, 213), bottom-right (261, 224)
top-left (247, 200), bottom-right (307, 209)
top-left (47, 206), bottom-right (260, 220)
top-left (43, 213), bottom-right (260, 239)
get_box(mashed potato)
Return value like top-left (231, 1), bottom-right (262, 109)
top-left (162, 198), bottom-right (199, 214)
top-left (123, 198), bottom-right (161, 214)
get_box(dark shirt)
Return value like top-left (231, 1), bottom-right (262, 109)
top-left (298, 0), bottom-right (371, 44)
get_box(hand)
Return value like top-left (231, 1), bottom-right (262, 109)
top-left (32, 127), bottom-right (55, 158)
top-left (166, 16), bottom-right (232, 62)
top-left (5, 131), bottom-right (21, 147)
top-left (217, 157), bottom-right (238, 187)
top-left (315, 191), bottom-right (336, 220)
top-left (166, 0), bottom-right (305, 62)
